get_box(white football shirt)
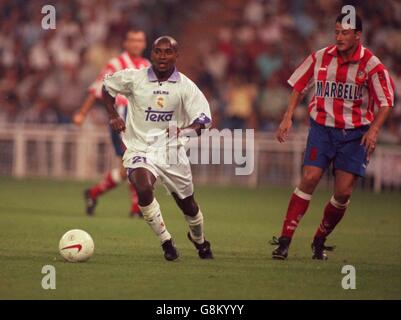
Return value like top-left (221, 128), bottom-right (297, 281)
top-left (103, 67), bottom-right (212, 152)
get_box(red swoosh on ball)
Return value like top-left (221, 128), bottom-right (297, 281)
top-left (61, 244), bottom-right (82, 252)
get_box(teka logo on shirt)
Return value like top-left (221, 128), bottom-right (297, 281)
top-left (145, 107), bottom-right (174, 122)
top-left (316, 81), bottom-right (363, 101)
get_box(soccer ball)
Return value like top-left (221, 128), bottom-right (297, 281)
top-left (59, 229), bottom-right (94, 262)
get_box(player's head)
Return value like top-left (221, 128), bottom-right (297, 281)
top-left (335, 13), bottom-right (362, 53)
top-left (151, 36), bottom-right (179, 73)
top-left (124, 29), bottom-right (147, 57)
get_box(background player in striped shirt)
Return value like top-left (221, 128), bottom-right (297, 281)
top-left (73, 29), bottom-right (150, 217)
top-left (271, 13), bottom-right (395, 260)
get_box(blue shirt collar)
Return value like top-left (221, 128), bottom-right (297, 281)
top-left (147, 67), bottom-right (180, 83)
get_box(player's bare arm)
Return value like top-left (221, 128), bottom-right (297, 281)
top-left (361, 105), bottom-right (392, 156)
top-left (276, 89), bottom-right (303, 143)
top-left (101, 85), bottom-right (126, 132)
top-left (73, 93), bottom-right (97, 126)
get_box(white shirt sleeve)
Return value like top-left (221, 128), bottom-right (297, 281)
top-left (182, 80), bottom-right (212, 129)
top-left (103, 69), bottom-right (135, 97)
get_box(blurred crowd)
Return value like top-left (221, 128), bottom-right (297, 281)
top-left (0, 0), bottom-right (192, 125)
top-left (194, 0), bottom-right (401, 143)
top-left (0, 0), bottom-right (400, 144)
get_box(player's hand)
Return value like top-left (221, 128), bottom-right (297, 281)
top-left (109, 116), bottom-right (126, 132)
top-left (73, 112), bottom-right (85, 126)
top-left (361, 127), bottom-right (378, 158)
top-left (276, 117), bottom-right (292, 143)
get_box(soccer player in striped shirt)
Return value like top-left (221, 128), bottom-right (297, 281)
top-left (271, 13), bottom-right (395, 260)
top-left (73, 29), bottom-right (150, 217)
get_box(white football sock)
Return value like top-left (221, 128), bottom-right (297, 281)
top-left (294, 187), bottom-right (312, 201)
top-left (139, 198), bottom-right (171, 243)
top-left (185, 209), bottom-right (205, 244)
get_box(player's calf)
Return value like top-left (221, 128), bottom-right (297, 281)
top-left (139, 198), bottom-right (171, 240)
top-left (173, 193), bottom-right (212, 258)
top-left (139, 198), bottom-right (177, 261)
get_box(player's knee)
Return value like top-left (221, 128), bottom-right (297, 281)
top-left (334, 184), bottom-right (354, 204)
top-left (175, 194), bottom-right (199, 217)
top-left (135, 184), bottom-right (153, 202)
top-left (129, 179), bottom-right (153, 205)
top-left (127, 170), bottom-right (154, 204)
top-left (183, 200), bottom-right (199, 217)
top-left (302, 171), bottom-right (321, 188)
top-left (333, 193), bottom-right (351, 204)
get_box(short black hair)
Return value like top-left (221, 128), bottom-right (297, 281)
top-left (152, 36), bottom-right (179, 52)
top-left (336, 13), bottom-right (362, 32)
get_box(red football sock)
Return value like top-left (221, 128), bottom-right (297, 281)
top-left (281, 188), bottom-right (312, 238)
top-left (314, 196), bottom-right (348, 239)
top-left (89, 170), bottom-right (120, 199)
top-left (129, 183), bottom-right (140, 214)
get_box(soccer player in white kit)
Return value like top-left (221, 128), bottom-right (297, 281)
top-left (102, 36), bottom-right (213, 261)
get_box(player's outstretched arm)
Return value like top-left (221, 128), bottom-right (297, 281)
top-left (73, 93), bottom-right (97, 126)
top-left (361, 105), bottom-right (392, 157)
top-left (276, 89), bottom-right (303, 143)
top-left (102, 85), bottom-right (125, 132)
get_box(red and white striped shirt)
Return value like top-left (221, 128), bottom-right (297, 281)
top-left (288, 44), bottom-right (395, 129)
top-left (89, 51), bottom-right (150, 105)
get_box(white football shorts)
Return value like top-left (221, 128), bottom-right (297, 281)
top-left (123, 146), bottom-right (194, 199)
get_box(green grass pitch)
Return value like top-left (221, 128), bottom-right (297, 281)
top-left (0, 177), bottom-right (400, 299)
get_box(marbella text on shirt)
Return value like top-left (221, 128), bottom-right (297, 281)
top-left (315, 80), bottom-right (363, 101)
